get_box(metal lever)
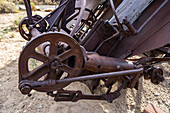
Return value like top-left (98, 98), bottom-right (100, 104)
top-left (54, 77), bottom-right (131, 103)
top-left (54, 90), bottom-right (103, 102)
top-left (103, 77), bottom-right (130, 103)
top-left (23, 0), bottom-right (33, 22)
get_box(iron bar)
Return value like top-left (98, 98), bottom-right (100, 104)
top-left (109, 0), bottom-right (123, 30)
top-left (137, 0), bottom-right (168, 33)
top-left (95, 32), bottom-right (120, 52)
top-left (70, 0), bottom-right (86, 36)
top-left (107, 35), bottom-right (124, 56)
top-left (24, 0), bottom-right (32, 22)
top-left (127, 57), bottom-right (170, 62)
top-left (56, 68), bottom-right (143, 84)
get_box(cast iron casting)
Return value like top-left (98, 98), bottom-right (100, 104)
top-left (18, 0), bottom-right (170, 103)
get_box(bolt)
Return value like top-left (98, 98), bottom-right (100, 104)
top-left (51, 60), bottom-right (59, 70)
top-left (20, 85), bottom-right (31, 95)
top-left (116, 65), bottom-right (121, 70)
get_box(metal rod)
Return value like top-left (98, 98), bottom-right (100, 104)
top-left (107, 35), bottom-right (123, 56)
top-left (137, 0), bottom-right (168, 33)
top-left (109, 0), bottom-right (122, 30)
top-left (95, 32), bottom-right (120, 52)
top-left (127, 57), bottom-right (170, 62)
top-left (56, 68), bottom-right (143, 83)
top-left (70, 0), bottom-right (86, 36)
top-left (24, 0), bottom-right (32, 22)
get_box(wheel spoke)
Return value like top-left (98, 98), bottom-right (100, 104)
top-left (59, 64), bottom-right (73, 74)
top-left (49, 69), bottom-right (56, 79)
top-left (55, 70), bottom-right (64, 79)
top-left (26, 64), bottom-right (50, 80)
top-left (50, 41), bottom-right (57, 56)
top-left (58, 49), bottom-right (74, 61)
top-left (45, 69), bottom-right (64, 80)
top-left (32, 51), bottom-right (49, 62)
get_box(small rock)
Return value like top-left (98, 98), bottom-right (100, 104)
top-left (154, 92), bottom-right (160, 96)
top-left (12, 102), bottom-right (16, 106)
top-left (45, 8), bottom-right (54, 12)
top-left (38, 105), bottom-right (43, 109)
top-left (131, 102), bottom-right (136, 106)
top-left (158, 100), bottom-right (161, 105)
top-left (0, 84), bottom-right (2, 87)
top-left (19, 6), bottom-right (26, 11)
top-left (21, 104), bottom-right (25, 109)
top-left (35, 6), bottom-right (41, 11)
top-left (164, 102), bottom-right (169, 106)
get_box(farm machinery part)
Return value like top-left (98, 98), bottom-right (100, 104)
top-left (18, 0), bottom-right (170, 103)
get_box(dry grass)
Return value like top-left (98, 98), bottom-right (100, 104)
top-left (0, 0), bottom-right (19, 13)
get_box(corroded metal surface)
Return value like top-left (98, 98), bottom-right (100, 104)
top-left (18, 0), bottom-right (169, 102)
top-left (19, 32), bottom-right (84, 92)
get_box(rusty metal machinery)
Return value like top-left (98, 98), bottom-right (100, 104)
top-left (18, 0), bottom-right (170, 103)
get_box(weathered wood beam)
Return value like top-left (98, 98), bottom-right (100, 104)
top-left (110, 0), bottom-right (154, 23)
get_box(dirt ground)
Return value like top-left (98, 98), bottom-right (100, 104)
top-left (0, 12), bottom-right (169, 113)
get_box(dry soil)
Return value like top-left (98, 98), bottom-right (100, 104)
top-left (0, 11), bottom-right (169, 113)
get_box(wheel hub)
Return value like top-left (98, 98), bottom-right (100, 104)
top-left (50, 59), bottom-right (61, 70)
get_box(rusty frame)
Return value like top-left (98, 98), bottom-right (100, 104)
top-left (18, 0), bottom-right (169, 103)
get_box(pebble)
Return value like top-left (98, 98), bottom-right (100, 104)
top-left (0, 84), bottom-right (2, 87)
top-left (45, 8), bottom-right (54, 12)
top-left (21, 104), bottom-right (25, 109)
top-left (164, 102), bottom-right (169, 106)
top-left (154, 92), bottom-right (159, 96)
top-left (158, 100), bottom-right (161, 105)
top-left (38, 105), bottom-right (43, 109)
top-left (131, 102), bottom-right (136, 106)
top-left (18, 6), bottom-right (26, 11)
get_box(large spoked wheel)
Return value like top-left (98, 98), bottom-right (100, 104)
top-left (19, 32), bottom-right (84, 92)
